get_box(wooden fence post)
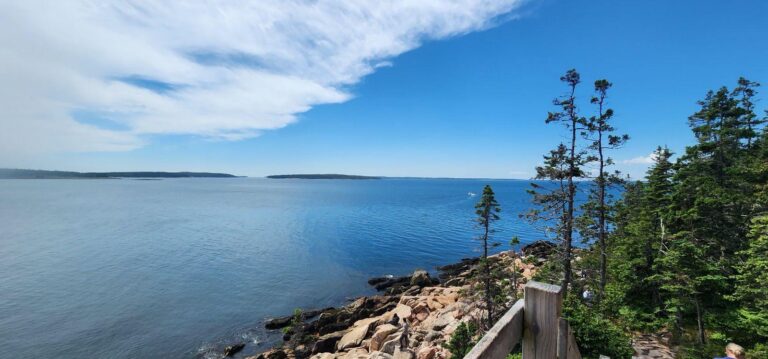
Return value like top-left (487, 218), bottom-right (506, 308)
top-left (523, 281), bottom-right (563, 359)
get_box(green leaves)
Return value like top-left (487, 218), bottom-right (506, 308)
top-left (444, 321), bottom-right (478, 359)
top-left (475, 185), bottom-right (501, 226)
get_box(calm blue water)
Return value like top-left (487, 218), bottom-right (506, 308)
top-left (0, 178), bottom-right (546, 359)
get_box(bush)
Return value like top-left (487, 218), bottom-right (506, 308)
top-left (564, 297), bottom-right (635, 359)
top-left (748, 343), bottom-right (768, 359)
top-left (444, 321), bottom-right (478, 359)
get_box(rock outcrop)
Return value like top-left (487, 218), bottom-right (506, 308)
top-left (246, 247), bottom-right (545, 359)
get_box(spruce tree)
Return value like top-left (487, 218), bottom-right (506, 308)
top-left (734, 215), bottom-right (768, 340)
top-left (527, 69), bottom-right (588, 295)
top-left (578, 79), bottom-right (629, 301)
top-left (475, 184), bottom-right (501, 329)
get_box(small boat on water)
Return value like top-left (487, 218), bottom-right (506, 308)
top-left (468, 192), bottom-right (476, 197)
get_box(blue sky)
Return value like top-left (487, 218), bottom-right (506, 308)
top-left (2, 0), bottom-right (767, 179)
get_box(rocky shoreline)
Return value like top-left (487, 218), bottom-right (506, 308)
top-left (220, 241), bottom-right (555, 359)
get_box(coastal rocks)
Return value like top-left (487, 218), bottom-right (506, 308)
top-left (306, 296), bottom-right (397, 336)
top-left (381, 304), bottom-right (411, 324)
top-left (521, 240), bottom-right (556, 259)
top-left (344, 348), bottom-right (369, 359)
top-left (393, 348), bottom-right (415, 359)
top-left (265, 316), bottom-right (293, 329)
top-left (409, 270), bottom-right (431, 287)
top-left (368, 276), bottom-right (410, 292)
top-left (368, 352), bottom-right (393, 359)
top-left (251, 348), bottom-right (289, 359)
top-left (223, 343), bottom-right (245, 357)
top-left (436, 258), bottom-right (479, 282)
top-left (305, 307), bottom-right (335, 319)
top-left (369, 271), bottom-right (438, 296)
top-left (256, 248), bottom-right (544, 359)
top-left (411, 303), bottom-right (430, 322)
top-left (416, 346), bottom-right (436, 359)
top-left (370, 324), bottom-right (399, 351)
top-left (337, 320), bottom-right (375, 350)
top-left (310, 354), bottom-right (337, 359)
top-left (423, 330), bottom-right (442, 342)
top-left (379, 337), bottom-right (401, 355)
top-left (313, 330), bottom-right (348, 354)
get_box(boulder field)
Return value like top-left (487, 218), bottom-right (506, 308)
top-left (242, 241), bottom-right (553, 359)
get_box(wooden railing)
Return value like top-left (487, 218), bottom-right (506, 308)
top-left (464, 281), bottom-right (582, 359)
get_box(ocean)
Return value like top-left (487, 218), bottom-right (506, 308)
top-left (0, 177), bottom-right (548, 358)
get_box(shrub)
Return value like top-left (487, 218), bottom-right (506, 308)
top-left (564, 297), bottom-right (634, 359)
top-left (748, 343), bottom-right (768, 359)
top-left (444, 321), bottom-right (478, 359)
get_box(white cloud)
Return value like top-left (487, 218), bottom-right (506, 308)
top-left (622, 152), bottom-right (657, 165)
top-left (0, 0), bottom-right (525, 159)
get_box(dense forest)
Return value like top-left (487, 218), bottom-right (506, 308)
top-left (503, 70), bottom-right (767, 358)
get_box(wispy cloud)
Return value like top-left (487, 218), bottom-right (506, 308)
top-left (622, 152), bottom-right (657, 165)
top-left (0, 1), bottom-right (525, 158)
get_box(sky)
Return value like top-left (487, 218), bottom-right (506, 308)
top-left (1, 0), bottom-right (766, 179)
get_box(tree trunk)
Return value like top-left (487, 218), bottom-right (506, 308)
top-left (694, 297), bottom-right (706, 344)
top-left (597, 118), bottom-right (607, 302)
top-left (563, 105), bottom-right (577, 297)
top-left (483, 221), bottom-right (493, 329)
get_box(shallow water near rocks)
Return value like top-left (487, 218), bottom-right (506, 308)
top-left (0, 178), bottom-right (545, 358)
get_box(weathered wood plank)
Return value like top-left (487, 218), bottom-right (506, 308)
top-left (464, 299), bottom-right (525, 359)
top-left (567, 327), bottom-right (581, 359)
top-left (558, 317), bottom-right (582, 359)
top-left (558, 317), bottom-right (568, 359)
top-left (523, 281), bottom-right (563, 359)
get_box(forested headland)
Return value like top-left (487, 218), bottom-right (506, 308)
top-left (516, 70), bottom-right (767, 358)
top-left (0, 169), bottom-right (237, 179)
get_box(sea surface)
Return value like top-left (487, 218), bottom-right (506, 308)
top-left (0, 178), bottom-right (551, 359)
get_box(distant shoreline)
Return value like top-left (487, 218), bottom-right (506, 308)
top-left (0, 168), bottom-right (238, 179)
top-left (266, 174), bottom-right (381, 180)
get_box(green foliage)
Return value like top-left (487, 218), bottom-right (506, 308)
top-left (577, 78), bottom-right (629, 301)
top-left (563, 298), bottom-right (634, 359)
top-left (732, 215), bottom-right (768, 344)
top-left (444, 321), bottom-right (478, 359)
top-left (600, 77), bottom-right (767, 355)
top-left (282, 308), bottom-right (305, 339)
top-left (526, 69), bottom-right (594, 293)
top-left (747, 343), bottom-right (768, 359)
top-left (291, 308), bottom-right (303, 327)
top-left (474, 185), bottom-right (502, 328)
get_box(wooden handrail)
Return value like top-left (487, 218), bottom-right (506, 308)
top-left (464, 281), bottom-right (582, 359)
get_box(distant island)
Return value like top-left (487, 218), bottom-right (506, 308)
top-left (0, 169), bottom-right (238, 179)
top-left (266, 174), bottom-right (381, 180)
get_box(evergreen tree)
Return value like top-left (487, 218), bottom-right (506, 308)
top-left (733, 215), bottom-right (768, 340)
top-left (654, 78), bottom-right (761, 345)
top-left (444, 321), bottom-right (478, 359)
top-left (475, 184), bottom-right (501, 329)
top-left (733, 77), bottom-right (763, 149)
top-left (527, 69), bottom-right (589, 295)
top-left (578, 79), bottom-right (629, 301)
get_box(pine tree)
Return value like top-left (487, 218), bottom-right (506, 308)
top-left (734, 215), bottom-right (768, 339)
top-left (475, 184), bottom-right (501, 329)
top-left (659, 79), bottom-right (761, 344)
top-left (527, 69), bottom-right (589, 295)
top-left (607, 147), bottom-right (674, 328)
top-left (578, 79), bottom-right (629, 301)
top-left (733, 77), bottom-right (763, 149)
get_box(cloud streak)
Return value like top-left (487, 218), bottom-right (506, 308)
top-left (0, 0), bottom-right (525, 158)
top-left (622, 152), bottom-right (657, 165)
